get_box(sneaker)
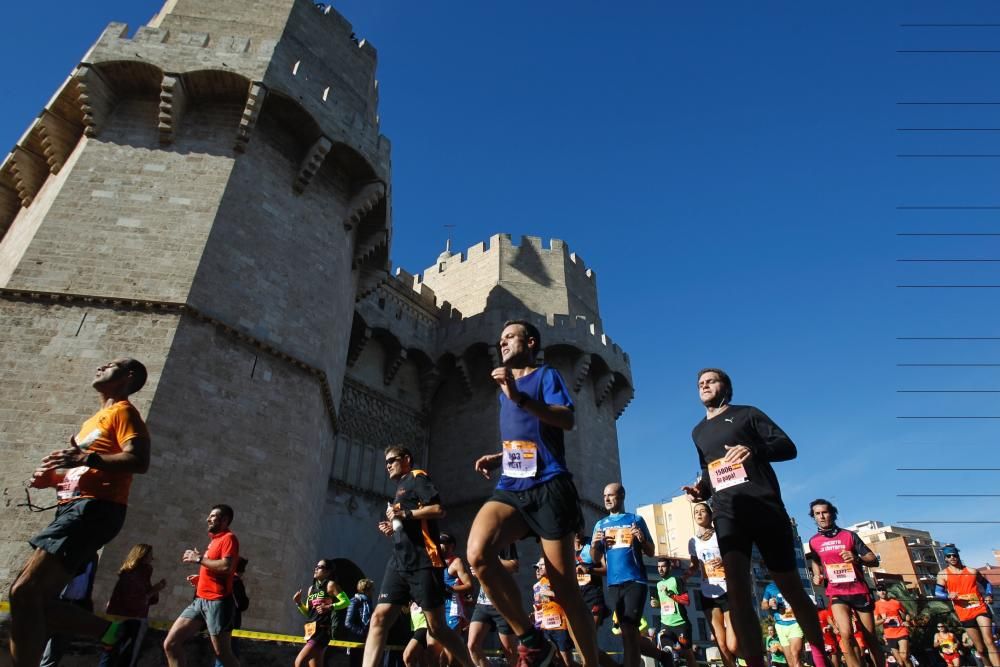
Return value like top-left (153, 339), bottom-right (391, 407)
top-left (517, 639), bottom-right (556, 667)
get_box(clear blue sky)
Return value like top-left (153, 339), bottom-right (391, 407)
top-left (2, 2), bottom-right (999, 565)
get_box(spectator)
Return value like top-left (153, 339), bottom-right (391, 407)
top-left (347, 579), bottom-right (375, 639)
top-left (100, 544), bottom-right (165, 667)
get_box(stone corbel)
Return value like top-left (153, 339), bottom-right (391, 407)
top-left (572, 353), bottom-right (592, 393)
top-left (0, 180), bottom-right (20, 233)
top-left (594, 371), bottom-right (615, 407)
top-left (10, 147), bottom-right (48, 207)
top-left (613, 385), bottom-right (635, 419)
top-left (384, 347), bottom-right (407, 386)
top-left (346, 326), bottom-right (372, 367)
top-left (454, 357), bottom-right (473, 397)
top-left (344, 181), bottom-right (385, 232)
top-left (74, 65), bottom-right (117, 138)
top-left (234, 82), bottom-right (267, 153)
top-left (37, 111), bottom-right (80, 175)
top-left (293, 136), bottom-right (332, 193)
top-left (158, 74), bottom-right (188, 145)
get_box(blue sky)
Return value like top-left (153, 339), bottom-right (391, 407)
top-left (2, 2), bottom-right (999, 565)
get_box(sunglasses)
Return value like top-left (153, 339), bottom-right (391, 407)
top-left (385, 456), bottom-right (404, 466)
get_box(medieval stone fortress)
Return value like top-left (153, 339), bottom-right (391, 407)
top-left (0, 0), bottom-right (633, 634)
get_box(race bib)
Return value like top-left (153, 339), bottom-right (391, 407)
top-left (541, 603), bottom-right (564, 629)
top-left (708, 458), bottom-right (748, 491)
top-left (660, 597), bottom-right (676, 614)
top-left (606, 526), bottom-right (634, 549)
top-left (56, 466), bottom-right (89, 500)
top-left (303, 622), bottom-right (317, 640)
top-left (577, 571), bottom-right (592, 586)
top-left (502, 440), bottom-right (538, 478)
top-left (703, 559), bottom-right (725, 583)
top-left (825, 562), bottom-right (856, 584)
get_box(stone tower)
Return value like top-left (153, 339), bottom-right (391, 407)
top-left (0, 2), bottom-right (634, 635)
top-left (0, 0), bottom-right (390, 632)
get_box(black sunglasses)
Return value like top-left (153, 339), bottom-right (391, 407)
top-left (385, 455), bottom-right (404, 466)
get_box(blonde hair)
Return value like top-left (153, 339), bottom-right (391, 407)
top-left (357, 578), bottom-right (374, 594)
top-left (119, 544), bottom-right (153, 574)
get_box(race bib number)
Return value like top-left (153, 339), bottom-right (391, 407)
top-left (825, 562), bottom-right (856, 584)
top-left (540, 603), bottom-right (564, 629)
top-left (703, 559), bottom-right (725, 583)
top-left (577, 571), bottom-right (592, 586)
top-left (502, 440), bottom-right (538, 478)
top-left (606, 526), bottom-right (634, 549)
top-left (660, 597), bottom-right (676, 614)
top-left (708, 458), bottom-right (748, 491)
top-left (303, 622), bottom-right (317, 640)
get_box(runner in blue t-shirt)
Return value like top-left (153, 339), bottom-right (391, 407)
top-left (761, 582), bottom-right (805, 667)
top-left (592, 483), bottom-right (654, 667)
top-left (466, 319), bottom-right (598, 667)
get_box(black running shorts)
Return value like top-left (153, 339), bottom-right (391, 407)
top-left (489, 474), bottom-right (583, 540)
top-left (470, 604), bottom-right (513, 635)
top-left (608, 581), bottom-right (647, 626)
top-left (378, 562), bottom-right (446, 610)
top-left (713, 499), bottom-right (797, 573)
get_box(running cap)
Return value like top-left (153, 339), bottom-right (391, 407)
top-left (942, 545), bottom-right (959, 556)
top-left (535, 558), bottom-right (546, 568)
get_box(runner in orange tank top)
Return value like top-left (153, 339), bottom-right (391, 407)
top-left (935, 545), bottom-right (997, 667)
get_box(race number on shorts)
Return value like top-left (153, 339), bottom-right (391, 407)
top-left (825, 562), bottom-right (856, 584)
top-left (502, 440), bottom-right (538, 478)
top-left (708, 458), bottom-right (748, 491)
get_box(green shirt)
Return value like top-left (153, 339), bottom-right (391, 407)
top-left (655, 577), bottom-right (686, 626)
top-left (768, 637), bottom-right (786, 665)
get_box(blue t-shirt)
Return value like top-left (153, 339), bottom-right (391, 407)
top-left (592, 512), bottom-right (652, 586)
top-left (762, 582), bottom-right (798, 626)
top-left (497, 365), bottom-right (574, 492)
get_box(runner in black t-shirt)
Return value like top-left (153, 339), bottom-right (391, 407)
top-left (361, 446), bottom-right (473, 667)
top-left (683, 368), bottom-right (829, 667)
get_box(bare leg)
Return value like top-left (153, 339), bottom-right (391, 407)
top-left (405, 639), bottom-right (427, 667)
top-left (425, 606), bottom-right (474, 667)
top-left (968, 620), bottom-right (996, 667)
top-left (710, 608), bottom-right (736, 667)
top-left (163, 616), bottom-right (205, 667)
top-left (363, 603), bottom-right (402, 667)
top-left (9, 549), bottom-right (108, 667)
top-left (619, 621), bottom-right (641, 667)
top-left (296, 640), bottom-right (325, 667)
top-left (208, 632), bottom-right (240, 667)
top-left (720, 550), bottom-right (762, 661)
top-left (784, 636), bottom-right (803, 667)
top-left (467, 503), bottom-right (533, 636)
top-left (829, 606), bottom-right (860, 667)
top-left (499, 633), bottom-right (519, 667)
top-left (852, 613), bottom-right (883, 667)
top-left (467, 622), bottom-right (489, 667)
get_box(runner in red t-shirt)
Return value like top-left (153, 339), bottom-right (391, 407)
top-left (817, 607), bottom-right (842, 667)
top-left (163, 505), bottom-right (241, 667)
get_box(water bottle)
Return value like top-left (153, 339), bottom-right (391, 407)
top-left (388, 503), bottom-right (403, 532)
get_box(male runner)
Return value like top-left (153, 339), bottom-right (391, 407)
top-left (9, 358), bottom-right (150, 667)
top-left (761, 581), bottom-right (804, 667)
top-left (652, 559), bottom-right (697, 667)
top-left (807, 499), bottom-right (883, 667)
top-left (575, 531), bottom-right (608, 629)
top-left (468, 543), bottom-right (520, 667)
top-left (363, 446), bottom-right (473, 667)
top-left (933, 624), bottom-right (960, 667)
top-left (441, 533), bottom-right (473, 631)
top-left (163, 504), bottom-right (241, 667)
top-left (936, 545), bottom-right (997, 667)
top-left (467, 320), bottom-right (598, 667)
top-left (533, 559), bottom-right (576, 667)
top-left (817, 606), bottom-right (841, 667)
top-left (874, 586), bottom-right (910, 667)
top-left (683, 368), bottom-right (830, 667)
top-left (592, 483), bottom-right (654, 667)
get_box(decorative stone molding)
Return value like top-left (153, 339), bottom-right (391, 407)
top-left (294, 135), bottom-right (333, 194)
top-left (234, 82), bottom-right (266, 153)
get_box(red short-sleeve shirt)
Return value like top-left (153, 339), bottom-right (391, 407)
top-left (196, 530), bottom-right (239, 600)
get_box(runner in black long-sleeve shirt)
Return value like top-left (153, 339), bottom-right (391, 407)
top-left (683, 368), bottom-right (830, 667)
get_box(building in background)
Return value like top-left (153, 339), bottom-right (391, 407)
top-left (0, 0), bottom-right (635, 634)
top-left (846, 521), bottom-right (946, 596)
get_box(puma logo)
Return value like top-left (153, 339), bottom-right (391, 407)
top-left (724, 417), bottom-right (734, 423)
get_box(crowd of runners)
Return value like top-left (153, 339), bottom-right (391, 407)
top-left (6, 322), bottom-right (999, 667)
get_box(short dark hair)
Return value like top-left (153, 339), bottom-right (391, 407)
top-left (657, 557), bottom-right (672, 565)
top-left (212, 504), bottom-right (235, 524)
top-left (503, 319), bottom-right (542, 351)
top-left (439, 532), bottom-right (456, 545)
top-left (121, 358), bottom-right (148, 394)
top-left (384, 444), bottom-right (413, 461)
top-left (697, 368), bottom-right (732, 404)
top-left (809, 498), bottom-right (838, 521)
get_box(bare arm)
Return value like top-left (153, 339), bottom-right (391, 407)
top-left (451, 559), bottom-right (473, 593)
